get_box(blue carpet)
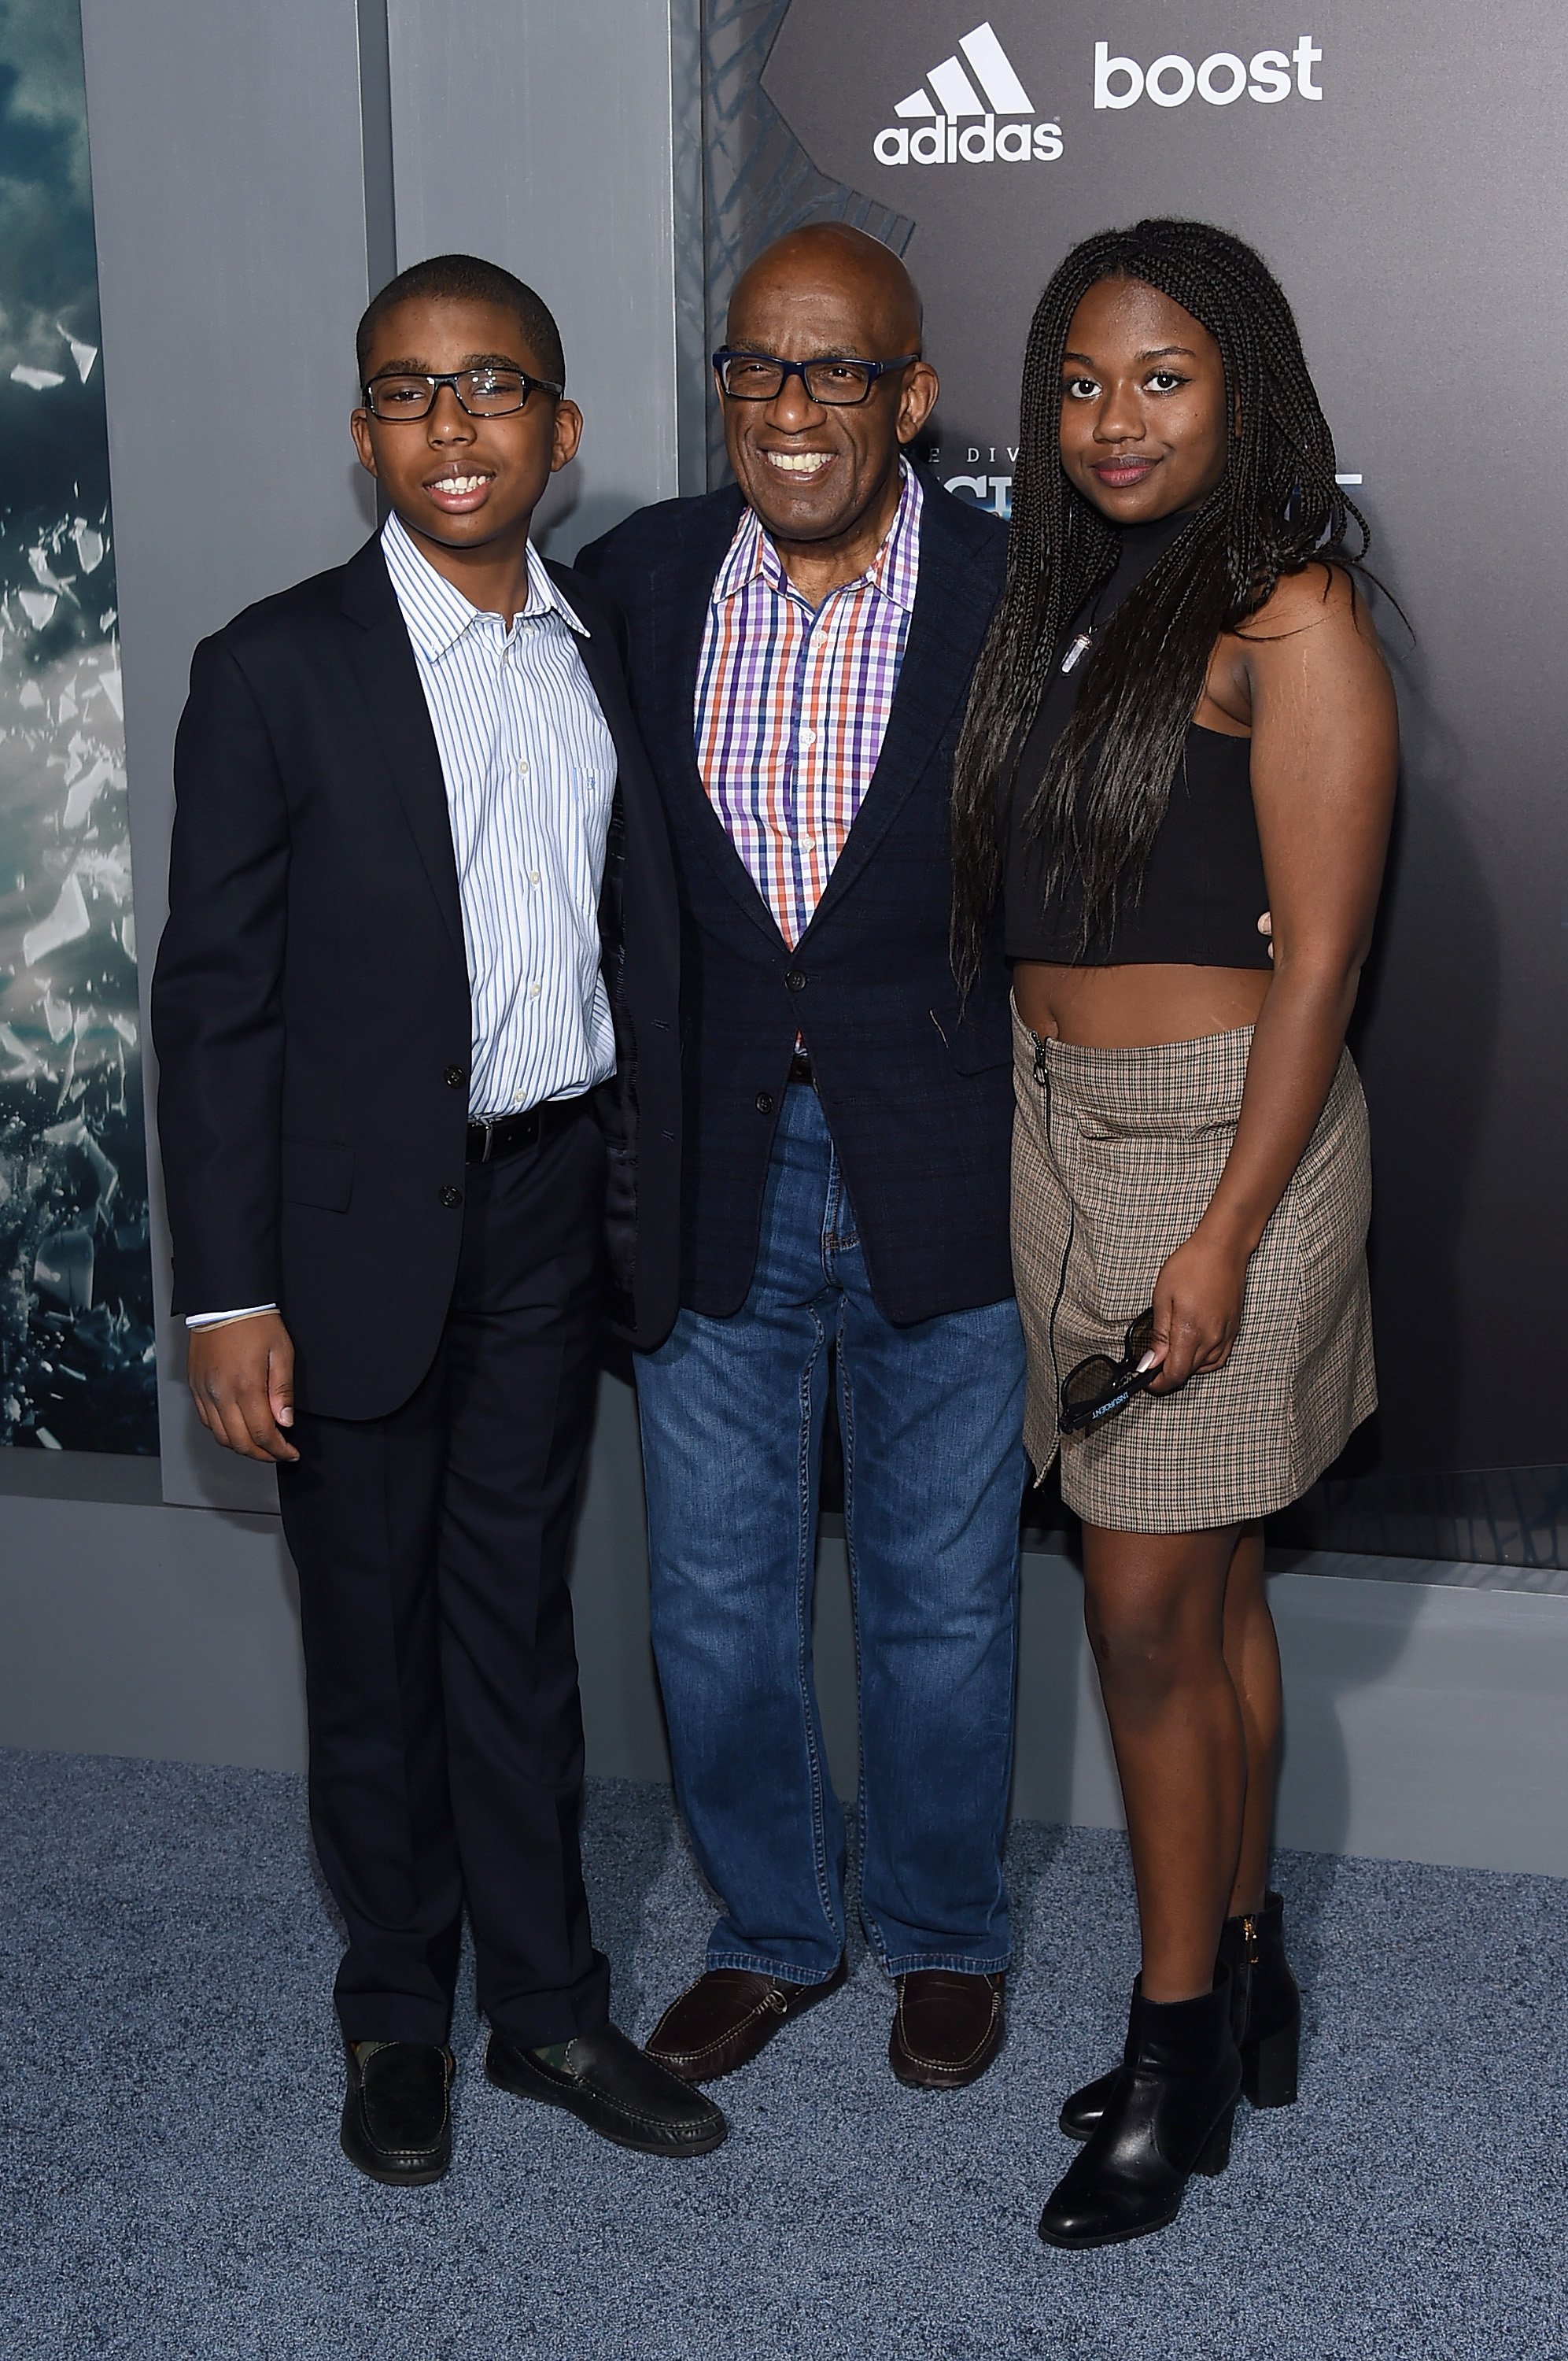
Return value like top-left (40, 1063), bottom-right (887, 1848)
top-left (1, 1750), bottom-right (1565, 2360)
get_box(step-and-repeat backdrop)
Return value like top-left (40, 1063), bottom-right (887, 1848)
top-left (0, 0), bottom-right (157, 1456)
top-left (703, 0), bottom-right (1568, 1565)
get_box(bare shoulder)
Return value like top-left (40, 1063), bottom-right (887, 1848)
top-left (1238, 560), bottom-right (1383, 653)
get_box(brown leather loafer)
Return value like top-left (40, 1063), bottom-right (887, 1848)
top-left (644, 1956), bottom-right (848, 2084)
top-left (889, 1969), bottom-right (1006, 2090)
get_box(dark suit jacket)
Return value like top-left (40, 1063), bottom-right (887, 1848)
top-left (151, 534), bottom-right (682, 1421)
top-left (577, 476), bottom-right (1014, 1326)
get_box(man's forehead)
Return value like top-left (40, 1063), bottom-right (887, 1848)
top-left (729, 276), bottom-right (905, 352)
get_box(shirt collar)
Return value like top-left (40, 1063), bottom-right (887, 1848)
top-left (381, 509), bottom-right (588, 661)
top-left (713, 456), bottom-right (924, 615)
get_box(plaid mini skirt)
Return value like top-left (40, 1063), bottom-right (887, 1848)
top-left (1011, 1004), bottom-right (1376, 1532)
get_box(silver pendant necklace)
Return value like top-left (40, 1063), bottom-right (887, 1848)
top-left (1060, 573), bottom-right (1115, 674)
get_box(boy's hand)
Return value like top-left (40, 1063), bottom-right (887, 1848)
top-left (187, 1313), bottom-right (299, 1462)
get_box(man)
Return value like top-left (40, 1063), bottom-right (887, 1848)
top-left (152, 254), bottom-right (725, 2182)
top-left (577, 225), bottom-right (1025, 2092)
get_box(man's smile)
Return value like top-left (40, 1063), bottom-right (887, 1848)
top-left (759, 449), bottom-right (833, 478)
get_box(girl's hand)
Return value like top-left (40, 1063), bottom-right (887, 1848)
top-left (1144, 1225), bottom-right (1251, 1392)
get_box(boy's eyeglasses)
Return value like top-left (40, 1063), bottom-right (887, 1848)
top-left (1060, 1308), bottom-right (1161, 1436)
top-left (712, 348), bottom-right (919, 405)
top-left (361, 367), bottom-right (563, 422)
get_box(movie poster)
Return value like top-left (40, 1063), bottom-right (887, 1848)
top-left (0, 0), bottom-right (157, 1454)
top-left (701, 0), bottom-right (1568, 1566)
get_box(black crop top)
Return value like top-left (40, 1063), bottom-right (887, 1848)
top-left (1003, 515), bottom-right (1272, 970)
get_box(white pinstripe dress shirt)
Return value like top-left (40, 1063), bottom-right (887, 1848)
top-left (380, 512), bottom-right (617, 1116)
top-left (188, 514), bottom-right (617, 1328)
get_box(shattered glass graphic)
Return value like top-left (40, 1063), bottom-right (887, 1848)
top-left (0, 0), bottom-right (157, 1452)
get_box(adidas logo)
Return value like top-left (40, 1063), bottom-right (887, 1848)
top-left (873, 20), bottom-right (1062, 167)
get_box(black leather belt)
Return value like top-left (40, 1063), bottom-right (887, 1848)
top-left (788, 1051), bottom-right (814, 1088)
top-left (466, 1096), bottom-right (583, 1164)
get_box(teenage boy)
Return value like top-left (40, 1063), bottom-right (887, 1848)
top-left (577, 225), bottom-right (1026, 2093)
top-left (153, 254), bottom-right (724, 2183)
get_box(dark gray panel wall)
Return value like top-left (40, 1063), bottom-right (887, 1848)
top-left (80, 0), bottom-right (382, 1515)
top-left (386, 0), bottom-right (699, 552)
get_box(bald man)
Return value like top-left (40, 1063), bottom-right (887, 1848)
top-left (577, 227), bottom-right (1024, 2095)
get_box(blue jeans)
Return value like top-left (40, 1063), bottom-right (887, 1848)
top-left (636, 1082), bottom-right (1026, 1982)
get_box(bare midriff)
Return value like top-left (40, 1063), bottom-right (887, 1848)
top-left (1013, 962), bottom-right (1273, 1048)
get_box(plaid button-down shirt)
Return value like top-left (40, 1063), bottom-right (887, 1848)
top-left (694, 462), bottom-right (922, 948)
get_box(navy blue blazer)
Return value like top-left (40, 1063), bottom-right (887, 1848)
top-left (153, 538), bottom-right (683, 1420)
top-left (577, 475), bottom-right (1014, 1326)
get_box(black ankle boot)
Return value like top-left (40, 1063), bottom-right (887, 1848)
top-left (1038, 1974), bottom-right (1242, 2250)
top-left (1057, 1892), bottom-right (1301, 2138)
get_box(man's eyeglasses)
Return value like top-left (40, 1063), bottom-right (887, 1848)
top-left (362, 367), bottom-right (563, 422)
top-left (712, 348), bottom-right (920, 406)
top-left (1060, 1309), bottom-right (1161, 1436)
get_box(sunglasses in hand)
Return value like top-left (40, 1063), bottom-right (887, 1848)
top-left (1059, 1308), bottom-right (1161, 1436)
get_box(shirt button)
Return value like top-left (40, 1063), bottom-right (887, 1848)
top-left (529, 981), bottom-right (542, 999)
top-left (784, 969), bottom-right (806, 992)
top-left (529, 870), bottom-right (540, 885)
top-left (440, 1184), bottom-right (463, 1208)
top-left (444, 1065), bottom-right (467, 1088)
top-left (799, 726), bottom-right (816, 748)
top-left (754, 1091), bottom-right (774, 1114)
top-left (517, 759), bottom-right (529, 778)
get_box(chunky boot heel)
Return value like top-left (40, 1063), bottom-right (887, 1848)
top-left (1235, 1892), bottom-right (1301, 2110)
top-left (1038, 1973), bottom-right (1243, 2250)
top-left (1241, 2019), bottom-right (1299, 2108)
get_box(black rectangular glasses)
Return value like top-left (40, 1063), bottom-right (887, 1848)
top-left (362, 367), bottom-right (563, 421)
top-left (712, 348), bottom-right (919, 405)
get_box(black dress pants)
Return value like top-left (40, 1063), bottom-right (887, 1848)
top-left (276, 1105), bottom-right (611, 2048)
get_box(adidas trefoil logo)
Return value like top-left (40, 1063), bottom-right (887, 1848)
top-left (873, 21), bottom-right (1061, 166)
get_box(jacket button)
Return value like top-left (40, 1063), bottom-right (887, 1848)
top-left (784, 969), bottom-right (806, 992)
top-left (440, 1184), bottom-right (463, 1208)
top-left (754, 1092), bottom-right (774, 1114)
top-left (444, 1066), bottom-right (467, 1088)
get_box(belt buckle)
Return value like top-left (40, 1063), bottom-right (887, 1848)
top-left (472, 1113), bottom-right (496, 1165)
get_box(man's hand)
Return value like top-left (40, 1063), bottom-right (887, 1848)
top-left (187, 1313), bottom-right (299, 1461)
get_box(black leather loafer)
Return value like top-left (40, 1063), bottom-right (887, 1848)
top-left (340, 2040), bottom-right (455, 2185)
top-left (485, 2021), bottom-right (728, 2156)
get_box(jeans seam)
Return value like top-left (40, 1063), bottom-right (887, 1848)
top-left (838, 1310), bottom-right (872, 1952)
top-left (796, 1306), bottom-right (841, 1949)
top-left (882, 1950), bottom-right (1013, 1977)
top-left (705, 1949), bottom-right (836, 1986)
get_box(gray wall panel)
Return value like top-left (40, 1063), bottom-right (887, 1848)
top-left (8, 1481), bottom-right (1568, 1879)
top-left (0, 1495), bottom-right (306, 1771)
top-left (79, 0), bottom-right (382, 1514)
top-left (386, 0), bottom-right (688, 553)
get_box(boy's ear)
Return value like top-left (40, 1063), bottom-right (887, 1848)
top-left (551, 398), bottom-right (583, 475)
top-left (350, 406), bottom-right (379, 478)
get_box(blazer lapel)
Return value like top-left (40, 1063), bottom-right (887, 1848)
top-left (567, 597), bottom-right (640, 758)
top-left (647, 498), bottom-right (788, 953)
top-left (802, 486), bottom-right (1000, 942)
top-left (339, 538), bottom-right (464, 958)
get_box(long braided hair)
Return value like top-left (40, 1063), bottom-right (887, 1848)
top-left (950, 218), bottom-right (1367, 987)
